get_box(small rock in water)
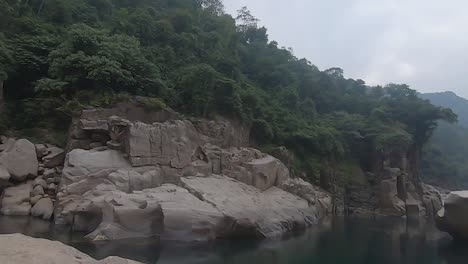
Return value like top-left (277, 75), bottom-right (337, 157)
top-left (31, 198), bottom-right (54, 220)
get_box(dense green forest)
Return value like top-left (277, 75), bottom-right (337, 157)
top-left (421, 92), bottom-right (468, 189)
top-left (0, 0), bottom-right (457, 186)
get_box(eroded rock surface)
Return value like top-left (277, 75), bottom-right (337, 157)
top-left (0, 233), bottom-right (142, 264)
top-left (436, 191), bottom-right (468, 240)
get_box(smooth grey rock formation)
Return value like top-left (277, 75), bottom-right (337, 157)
top-left (436, 191), bottom-right (468, 240)
top-left (83, 192), bottom-right (164, 241)
top-left (181, 175), bottom-right (324, 238)
top-left (379, 177), bottom-right (406, 216)
top-left (55, 108), bottom-right (333, 241)
top-left (1, 181), bottom-right (33, 216)
top-left (278, 177), bottom-right (333, 216)
top-left (141, 184), bottom-right (225, 241)
top-left (0, 139), bottom-right (38, 181)
top-left (31, 198), bottom-right (54, 220)
top-left (0, 233), bottom-right (142, 264)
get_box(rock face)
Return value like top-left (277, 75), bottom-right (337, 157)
top-left (436, 191), bottom-right (468, 240)
top-left (0, 233), bottom-right (142, 264)
top-left (1, 182), bottom-right (33, 216)
top-left (181, 175), bottom-right (325, 238)
top-left (31, 197), bottom-right (54, 220)
top-left (0, 139), bottom-right (38, 181)
top-left (53, 105), bottom-right (332, 241)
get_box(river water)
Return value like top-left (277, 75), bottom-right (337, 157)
top-left (0, 216), bottom-right (466, 264)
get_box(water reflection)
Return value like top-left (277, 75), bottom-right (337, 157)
top-left (0, 216), bottom-right (466, 264)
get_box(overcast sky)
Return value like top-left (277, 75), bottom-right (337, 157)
top-left (224, 0), bottom-right (468, 98)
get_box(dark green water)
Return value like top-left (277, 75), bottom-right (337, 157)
top-left (0, 216), bottom-right (466, 264)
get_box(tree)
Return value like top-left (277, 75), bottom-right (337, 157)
top-left (176, 64), bottom-right (242, 117)
top-left (198, 0), bottom-right (224, 16)
top-left (39, 24), bottom-right (164, 97)
top-left (0, 34), bottom-right (13, 105)
top-left (236, 6), bottom-right (259, 32)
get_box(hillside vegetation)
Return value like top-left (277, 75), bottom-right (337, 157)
top-left (0, 0), bottom-right (456, 186)
top-left (421, 92), bottom-right (468, 189)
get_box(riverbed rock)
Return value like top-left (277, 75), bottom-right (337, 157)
top-left (181, 175), bottom-right (324, 238)
top-left (1, 181), bottom-right (33, 216)
top-left (31, 197), bottom-right (54, 220)
top-left (32, 185), bottom-right (45, 196)
top-left (83, 192), bottom-right (164, 241)
top-left (0, 167), bottom-right (10, 186)
top-left (55, 108), bottom-right (333, 241)
top-left (43, 146), bottom-right (65, 168)
top-left (0, 233), bottom-right (142, 264)
top-left (379, 177), bottom-right (406, 216)
top-left (35, 144), bottom-right (48, 159)
top-left (0, 139), bottom-right (38, 181)
top-left (278, 177), bottom-right (333, 216)
top-left (436, 191), bottom-right (468, 240)
top-left (141, 184), bottom-right (225, 241)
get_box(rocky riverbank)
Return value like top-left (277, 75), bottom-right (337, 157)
top-left (0, 100), bottom-right (333, 241)
top-left (0, 99), bottom-right (458, 242)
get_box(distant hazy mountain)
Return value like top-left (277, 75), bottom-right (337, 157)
top-left (420, 91), bottom-right (468, 189)
top-left (420, 91), bottom-right (468, 127)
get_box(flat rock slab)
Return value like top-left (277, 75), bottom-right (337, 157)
top-left (181, 175), bottom-right (321, 238)
top-left (142, 185), bottom-right (226, 241)
top-left (0, 233), bottom-right (142, 264)
top-left (1, 181), bottom-right (33, 216)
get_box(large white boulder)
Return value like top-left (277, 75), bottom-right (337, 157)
top-left (31, 197), bottom-right (54, 220)
top-left (0, 233), bottom-right (142, 264)
top-left (0, 139), bottom-right (38, 181)
top-left (436, 191), bottom-right (468, 240)
top-left (181, 175), bottom-right (324, 238)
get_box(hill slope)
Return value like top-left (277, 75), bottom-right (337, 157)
top-left (421, 91), bottom-right (468, 189)
top-left (0, 0), bottom-right (456, 190)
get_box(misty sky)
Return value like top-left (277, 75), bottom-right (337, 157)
top-left (224, 0), bottom-right (468, 98)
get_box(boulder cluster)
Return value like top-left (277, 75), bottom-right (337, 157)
top-left (0, 101), bottom-right (333, 242)
top-left (0, 137), bottom-right (64, 220)
top-left (53, 104), bottom-right (332, 241)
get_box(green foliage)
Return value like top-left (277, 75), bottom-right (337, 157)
top-left (251, 119), bottom-right (273, 144)
top-left (0, 34), bottom-right (13, 80)
top-left (0, 0), bottom-right (456, 186)
top-left (138, 97), bottom-right (167, 112)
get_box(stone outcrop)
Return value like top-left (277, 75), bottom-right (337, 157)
top-left (181, 175), bottom-right (325, 238)
top-left (51, 104), bottom-right (332, 241)
top-left (0, 137), bottom-right (64, 218)
top-left (342, 148), bottom-right (444, 219)
top-left (436, 191), bottom-right (468, 240)
top-left (0, 233), bottom-right (142, 264)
